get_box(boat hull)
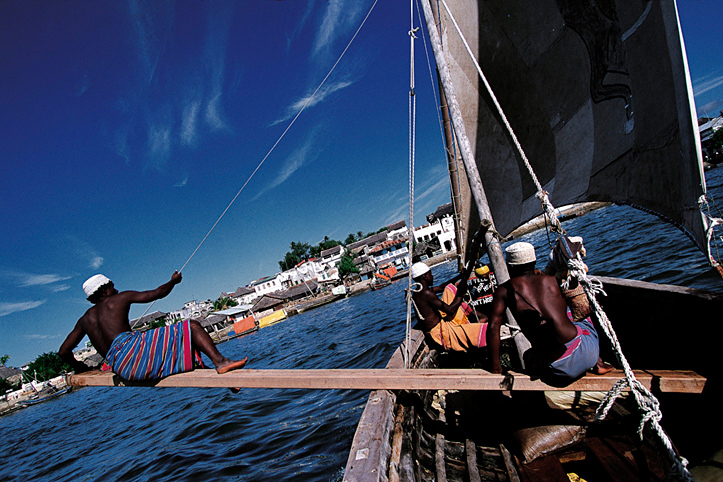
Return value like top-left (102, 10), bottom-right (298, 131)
top-left (343, 277), bottom-right (721, 481)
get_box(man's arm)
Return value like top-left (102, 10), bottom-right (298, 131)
top-left (58, 322), bottom-right (91, 373)
top-left (122, 271), bottom-right (182, 304)
top-left (486, 287), bottom-right (508, 373)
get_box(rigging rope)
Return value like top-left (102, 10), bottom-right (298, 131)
top-left (138, 0), bottom-right (381, 320)
top-left (436, 1), bottom-right (693, 478)
top-left (404, 0), bottom-right (419, 369)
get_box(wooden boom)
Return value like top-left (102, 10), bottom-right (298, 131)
top-left (68, 368), bottom-right (706, 393)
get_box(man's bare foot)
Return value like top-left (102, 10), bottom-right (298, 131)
top-left (590, 359), bottom-right (614, 375)
top-left (216, 357), bottom-right (248, 374)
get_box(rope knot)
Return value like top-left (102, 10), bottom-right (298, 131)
top-left (408, 27), bottom-right (419, 38)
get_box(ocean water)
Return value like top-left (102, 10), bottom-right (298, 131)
top-left (2, 167), bottom-right (721, 481)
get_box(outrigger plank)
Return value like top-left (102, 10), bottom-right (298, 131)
top-left (68, 368), bottom-right (706, 393)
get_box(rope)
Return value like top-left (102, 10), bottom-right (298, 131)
top-left (436, 2), bottom-right (693, 477)
top-left (569, 257), bottom-right (693, 481)
top-left (137, 0), bottom-right (380, 319)
top-left (404, 0), bottom-right (419, 369)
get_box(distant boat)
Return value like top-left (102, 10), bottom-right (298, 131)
top-left (18, 386), bottom-right (71, 407)
top-left (294, 292), bottom-right (345, 313)
top-left (331, 285), bottom-right (349, 296)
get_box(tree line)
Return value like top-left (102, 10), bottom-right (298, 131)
top-left (277, 228), bottom-right (389, 272)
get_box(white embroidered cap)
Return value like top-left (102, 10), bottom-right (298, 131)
top-left (83, 274), bottom-right (111, 297)
top-left (505, 242), bottom-right (537, 266)
top-left (410, 262), bottom-right (430, 279)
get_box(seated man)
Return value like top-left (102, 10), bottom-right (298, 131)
top-left (411, 229), bottom-right (488, 353)
top-left (59, 271), bottom-right (248, 381)
top-left (432, 273), bottom-right (486, 325)
top-left (487, 242), bottom-right (610, 386)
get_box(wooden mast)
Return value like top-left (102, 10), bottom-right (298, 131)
top-left (420, 0), bottom-right (532, 360)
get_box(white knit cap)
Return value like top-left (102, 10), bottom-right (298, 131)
top-left (83, 274), bottom-right (111, 297)
top-left (505, 242), bottom-right (537, 265)
top-left (411, 262), bottom-right (430, 279)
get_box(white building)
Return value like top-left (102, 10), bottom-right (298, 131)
top-left (369, 238), bottom-right (410, 269)
top-left (386, 220), bottom-right (409, 240)
top-left (226, 286), bottom-right (258, 305)
top-left (414, 203), bottom-right (457, 254)
top-left (319, 245), bottom-right (345, 271)
top-left (253, 274), bottom-right (282, 297)
top-left (168, 299), bottom-right (213, 322)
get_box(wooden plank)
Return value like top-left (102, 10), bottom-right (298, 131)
top-left (584, 437), bottom-right (642, 482)
top-left (499, 444), bottom-right (522, 482)
top-left (435, 434), bottom-right (448, 482)
top-left (515, 454), bottom-right (569, 482)
top-left (68, 369), bottom-right (706, 393)
top-left (343, 389), bottom-right (397, 482)
top-left (465, 439), bottom-right (481, 482)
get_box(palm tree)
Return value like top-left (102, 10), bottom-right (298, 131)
top-left (213, 297), bottom-right (238, 311)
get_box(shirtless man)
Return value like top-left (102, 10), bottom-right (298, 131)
top-left (411, 228), bottom-right (488, 352)
top-left (59, 271), bottom-right (247, 381)
top-left (486, 242), bottom-right (611, 385)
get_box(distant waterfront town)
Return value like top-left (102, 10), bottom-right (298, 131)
top-left (73, 202), bottom-right (462, 360)
top-left (0, 201), bottom-right (460, 413)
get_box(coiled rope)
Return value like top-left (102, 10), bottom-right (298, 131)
top-left (436, 0), bottom-right (693, 478)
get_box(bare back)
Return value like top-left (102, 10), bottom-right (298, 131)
top-left (503, 270), bottom-right (578, 362)
top-left (60, 273), bottom-right (182, 364)
top-left (77, 292), bottom-right (136, 357)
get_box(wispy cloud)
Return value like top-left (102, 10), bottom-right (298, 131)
top-left (51, 285), bottom-right (71, 293)
top-left (173, 176), bottom-right (189, 188)
top-left (65, 236), bottom-right (104, 270)
top-left (253, 129), bottom-right (320, 200)
top-left (202, 5), bottom-right (233, 133)
top-left (0, 300), bottom-right (46, 317)
top-left (271, 80), bottom-right (354, 126)
top-left (415, 177), bottom-right (450, 203)
top-left (693, 71), bottom-right (723, 98)
top-left (181, 99), bottom-right (201, 146)
top-left (128, 2), bottom-right (174, 85)
top-left (312, 0), bottom-right (365, 58)
top-left (18, 273), bottom-right (72, 287)
top-left (25, 333), bottom-right (62, 340)
top-left (698, 98), bottom-right (723, 117)
top-left (147, 119), bottom-right (172, 170)
top-left (90, 256), bottom-right (104, 270)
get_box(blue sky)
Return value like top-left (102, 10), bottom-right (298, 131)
top-left (1, 1), bottom-right (721, 366)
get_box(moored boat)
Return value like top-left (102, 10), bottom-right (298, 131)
top-left (344, 0), bottom-right (722, 480)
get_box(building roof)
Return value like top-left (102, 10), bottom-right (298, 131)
top-left (215, 305), bottom-right (253, 316)
top-left (346, 231), bottom-right (388, 251)
top-left (387, 220), bottom-right (407, 231)
top-left (426, 202), bottom-right (454, 223)
top-left (370, 239), bottom-right (405, 254)
top-left (198, 313), bottom-right (226, 328)
top-left (320, 245), bottom-right (343, 257)
top-left (251, 293), bottom-right (285, 312)
top-left (0, 366), bottom-right (21, 380)
top-left (230, 286), bottom-right (255, 297)
top-left (130, 311), bottom-right (167, 330)
top-left (282, 280), bottom-right (319, 299)
top-left (252, 275), bottom-right (279, 287)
